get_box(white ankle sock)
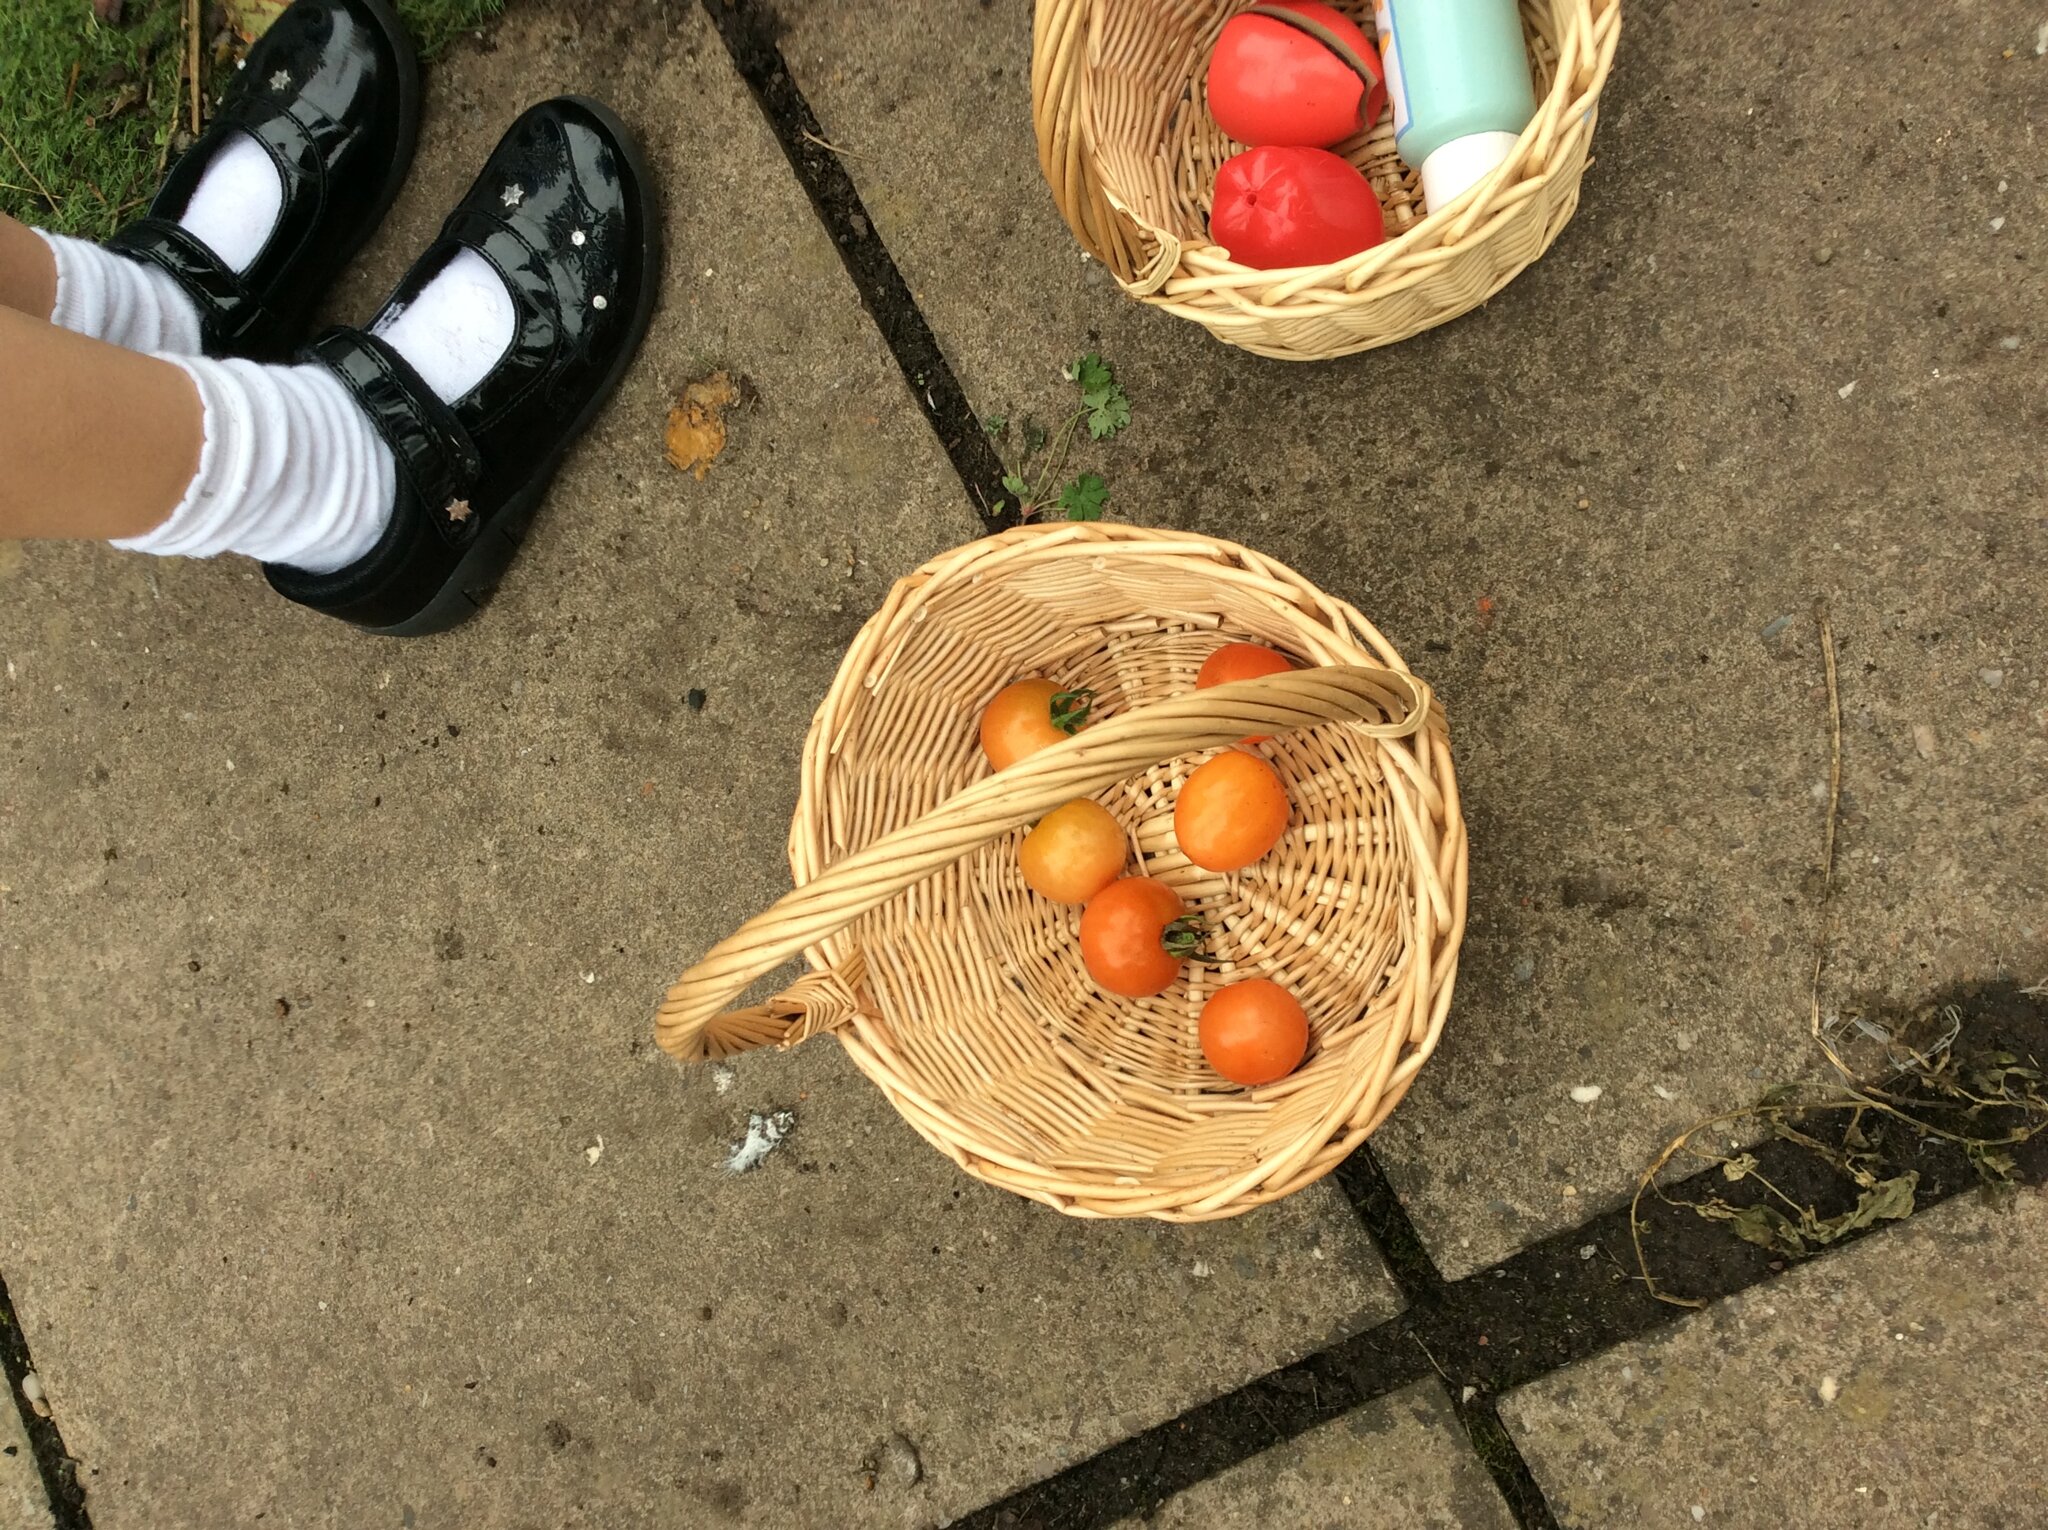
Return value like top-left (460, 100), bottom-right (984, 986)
top-left (36, 130), bottom-right (286, 354)
top-left (113, 355), bottom-right (397, 575)
top-left (38, 230), bottom-right (205, 354)
top-left (107, 245), bottom-right (517, 574)
top-left (371, 249), bottom-right (518, 403)
top-left (176, 131), bottom-right (287, 274)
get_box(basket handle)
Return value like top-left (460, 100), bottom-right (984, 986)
top-left (654, 665), bottom-right (1434, 1063)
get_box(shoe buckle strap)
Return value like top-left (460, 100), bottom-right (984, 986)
top-left (104, 219), bottom-right (282, 351)
top-left (305, 327), bottom-right (483, 550)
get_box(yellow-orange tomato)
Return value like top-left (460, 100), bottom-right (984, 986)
top-left (1196, 642), bottom-right (1295, 743)
top-left (1199, 979), bottom-right (1309, 1086)
top-left (1078, 877), bottom-right (1203, 998)
top-left (980, 679), bottom-right (1092, 772)
top-left (1175, 749), bottom-right (1291, 872)
top-left (1020, 800), bottom-right (1127, 904)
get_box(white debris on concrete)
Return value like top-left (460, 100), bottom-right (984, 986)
top-left (1570, 1085), bottom-right (1604, 1104)
top-left (725, 1110), bottom-right (795, 1173)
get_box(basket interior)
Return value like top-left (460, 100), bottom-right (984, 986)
top-left (1090, 0), bottom-right (1565, 253)
top-left (808, 547), bottom-right (1436, 1187)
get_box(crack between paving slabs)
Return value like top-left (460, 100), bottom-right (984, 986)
top-left (952, 992), bottom-right (2048, 1530)
top-left (1, 1269), bottom-right (92, 1528)
top-left (697, 0), bottom-right (1014, 532)
top-left (1336, 1145), bottom-right (1561, 1530)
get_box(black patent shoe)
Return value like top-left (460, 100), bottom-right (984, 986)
top-left (264, 97), bottom-right (662, 637)
top-left (107, 0), bottom-right (419, 361)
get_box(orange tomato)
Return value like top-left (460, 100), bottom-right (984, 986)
top-left (980, 679), bottom-right (1093, 772)
top-left (1196, 642), bottom-right (1295, 744)
top-left (1078, 877), bottom-right (1203, 998)
top-left (1197, 642), bottom-right (1294, 689)
top-left (1175, 750), bottom-right (1291, 872)
top-left (1199, 979), bottom-right (1309, 1086)
top-left (1020, 800), bottom-right (1127, 904)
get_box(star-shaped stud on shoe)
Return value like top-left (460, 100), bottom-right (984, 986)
top-left (445, 498), bottom-right (473, 524)
top-left (270, 69), bottom-right (293, 91)
top-left (501, 183), bottom-right (525, 209)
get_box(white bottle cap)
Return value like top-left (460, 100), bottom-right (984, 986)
top-left (1420, 130), bottom-right (1523, 213)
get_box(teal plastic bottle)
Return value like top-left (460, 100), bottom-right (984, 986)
top-left (1374, 0), bottom-right (1538, 213)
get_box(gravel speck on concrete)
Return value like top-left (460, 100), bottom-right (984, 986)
top-left (880, 1433), bottom-right (922, 1487)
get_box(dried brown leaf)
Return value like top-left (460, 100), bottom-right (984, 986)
top-left (664, 370), bottom-right (743, 481)
top-left (222, 0), bottom-right (291, 41)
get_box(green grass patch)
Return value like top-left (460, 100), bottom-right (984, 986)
top-left (0, 0), bottom-right (503, 241)
top-left (394, 0), bottom-right (503, 57)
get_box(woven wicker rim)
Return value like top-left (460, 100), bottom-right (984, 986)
top-left (656, 524), bottom-right (1469, 1219)
top-left (1031, 0), bottom-right (1624, 359)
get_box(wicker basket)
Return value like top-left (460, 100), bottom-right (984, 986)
top-left (1032, 0), bottom-right (1623, 360)
top-left (655, 524), bottom-right (1467, 1220)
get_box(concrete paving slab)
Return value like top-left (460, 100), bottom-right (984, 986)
top-left (778, 0), bottom-right (2048, 1275)
top-left (1118, 1380), bottom-right (1515, 1530)
top-left (0, 4), bottom-right (1397, 1525)
top-left (0, 1402), bottom-right (51, 1530)
top-left (1501, 1187), bottom-right (2048, 1529)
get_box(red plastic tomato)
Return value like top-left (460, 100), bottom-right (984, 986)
top-left (1210, 146), bottom-right (1386, 271)
top-left (1199, 979), bottom-right (1310, 1086)
top-left (1196, 642), bottom-right (1296, 743)
top-left (1206, 1), bottom-right (1387, 148)
top-left (1175, 749), bottom-right (1291, 872)
top-left (980, 679), bottom-right (1092, 772)
top-left (1020, 800), bottom-right (1127, 905)
top-left (1078, 877), bottom-right (1203, 998)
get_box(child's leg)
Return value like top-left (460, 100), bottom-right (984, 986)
top-left (0, 214), bottom-right (58, 320)
top-left (0, 210), bottom-right (205, 355)
top-left (0, 307), bottom-right (392, 571)
top-left (0, 308), bottom-right (201, 541)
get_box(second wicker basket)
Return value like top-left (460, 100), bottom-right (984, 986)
top-left (1031, 0), bottom-right (1623, 360)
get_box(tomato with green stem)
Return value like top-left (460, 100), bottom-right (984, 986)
top-left (1078, 877), bottom-right (1204, 998)
top-left (980, 679), bottom-right (1093, 772)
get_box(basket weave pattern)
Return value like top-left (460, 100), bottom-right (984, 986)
top-left (1032, 0), bottom-right (1623, 359)
top-left (657, 526), bottom-right (1467, 1220)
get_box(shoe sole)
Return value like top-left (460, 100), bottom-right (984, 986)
top-left (364, 96), bottom-right (666, 639)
